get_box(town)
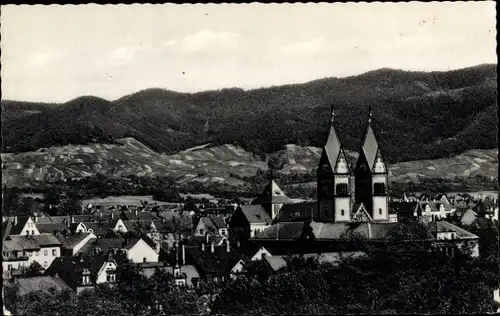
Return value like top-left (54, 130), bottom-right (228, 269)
top-left (2, 2), bottom-right (498, 315)
top-left (3, 107), bottom-right (499, 314)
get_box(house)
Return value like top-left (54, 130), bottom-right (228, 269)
top-left (251, 179), bottom-right (294, 220)
top-left (417, 201), bottom-right (454, 221)
top-left (6, 275), bottom-right (73, 296)
top-left (276, 202), bottom-right (316, 222)
top-left (459, 209), bottom-right (478, 226)
top-left (194, 215), bottom-right (228, 237)
top-left (45, 253), bottom-right (118, 294)
top-left (78, 237), bottom-right (159, 263)
top-left (61, 233), bottom-right (97, 256)
top-left (253, 220), bottom-right (479, 257)
top-left (494, 288), bottom-right (500, 313)
top-left (3, 233), bottom-right (62, 271)
top-left (4, 216), bottom-right (40, 236)
top-left (184, 240), bottom-right (246, 284)
top-left (229, 205), bottom-right (272, 241)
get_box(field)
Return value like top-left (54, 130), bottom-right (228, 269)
top-left (2, 138), bottom-right (498, 189)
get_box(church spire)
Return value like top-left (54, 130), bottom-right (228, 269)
top-left (330, 105), bottom-right (335, 124)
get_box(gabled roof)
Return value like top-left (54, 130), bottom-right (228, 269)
top-left (276, 202), bottom-right (316, 222)
top-left (120, 211), bottom-right (158, 221)
top-left (45, 254), bottom-right (113, 287)
top-left (251, 180), bottom-right (293, 205)
top-left (14, 276), bottom-right (73, 296)
top-left (352, 203), bottom-right (373, 222)
top-left (185, 245), bottom-right (245, 275)
top-left (36, 223), bottom-right (69, 234)
top-left (238, 205), bottom-right (272, 224)
top-left (62, 233), bottom-right (95, 250)
top-left (4, 234), bottom-right (61, 251)
top-left (2, 219), bottom-right (14, 241)
top-left (359, 123), bottom-right (381, 173)
top-left (208, 214), bottom-right (227, 229)
top-left (9, 216), bottom-right (30, 235)
top-left (264, 255), bottom-right (287, 271)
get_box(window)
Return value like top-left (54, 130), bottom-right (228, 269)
top-left (8, 264), bottom-right (12, 270)
top-left (44, 261), bottom-right (48, 267)
top-left (35, 251), bottom-right (39, 256)
top-left (336, 183), bottom-right (348, 196)
top-left (199, 229), bottom-right (204, 235)
top-left (28, 252), bottom-right (32, 257)
top-left (106, 274), bottom-right (116, 282)
top-left (341, 209), bottom-right (345, 216)
top-left (52, 249), bottom-right (57, 256)
top-left (32, 230), bottom-right (35, 235)
top-left (374, 183), bottom-right (386, 195)
top-left (379, 209), bottom-right (382, 215)
top-left (44, 250), bottom-right (48, 256)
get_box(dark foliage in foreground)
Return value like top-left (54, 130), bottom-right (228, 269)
top-left (4, 222), bottom-right (498, 315)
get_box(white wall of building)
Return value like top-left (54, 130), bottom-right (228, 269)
top-left (96, 261), bottom-right (117, 284)
top-left (250, 223), bottom-right (270, 238)
top-left (335, 197), bottom-right (351, 222)
top-left (126, 239), bottom-right (159, 263)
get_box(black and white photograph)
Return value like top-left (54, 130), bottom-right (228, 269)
top-left (1, 2), bottom-right (498, 315)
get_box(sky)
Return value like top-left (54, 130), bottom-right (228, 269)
top-left (1, 2), bottom-right (497, 103)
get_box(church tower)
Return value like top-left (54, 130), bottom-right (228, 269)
top-left (354, 107), bottom-right (389, 221)
top-left (316, 106), bottom-right (353, 222)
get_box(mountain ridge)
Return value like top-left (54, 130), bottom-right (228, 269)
top-left (2, 64), bottom-right (497, 165)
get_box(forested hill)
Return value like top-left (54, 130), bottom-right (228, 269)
top-left (2, 64), bottom-right (497, 164)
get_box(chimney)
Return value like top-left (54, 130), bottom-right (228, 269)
top-left (34, 215), bottom-right (39, 223)
top-left (201, 243), bottom-right (205, 251)
top-left (108, 252), bottom-right (113, 262)
top-left (14, 216), bottom-right (18, 226)
top-left (181, 244), bottom-right (185, 265)
top-left (236, 241), bottom-right (240, 248)
top-left (226, 240), bottom-right (230, 253)
top-left (111, 212), bottom-right (115, 220)
top-left (205, 232), bottom-right (210, 244)
top-left (71, 215), bottom-right (75, 224)
top-left (210, 241), bottom-right (215, 253)
top-left (135, 209), bottom-right (139, 218)
top-left (367, 222), bottom-right (373, 239)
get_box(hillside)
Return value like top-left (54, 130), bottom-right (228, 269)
top-left (1, 138), bottom-right (497, 189)
top-left (1, 64), bottom-right (497, 164)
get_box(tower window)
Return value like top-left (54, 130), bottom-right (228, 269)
top-left (373, 183), bottom-right (386, 195)
top-left (341, 209), bottom-right (345, 216)
top-left (336, 183), bottom-right (348, 196)
top-left (379, 208), bottom-right (382, 215)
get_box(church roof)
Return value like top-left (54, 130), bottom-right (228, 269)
top-left (251, 180), bottom-right (293, 205)
top-left (323, 123), bottom-right (343, 169)
top-left (360, 123), bottom-right (380, 172)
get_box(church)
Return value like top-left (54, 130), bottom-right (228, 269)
top-left (241, 106), bottom-right (479, 258)
top-left (316, 105), bottom-right (388, 223)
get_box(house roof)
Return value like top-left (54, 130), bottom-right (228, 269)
top-left (254, 221), bottom-right (454, 241)
top-left (78, 237), bottom-right (139, 256)
top-left (62, 233), bottom-right (95, 250)
top-left (82, 221), bottom-right (112, 236)
top-left (208, 214), bottom-right (227, 229)
top-left (45, 255), bottom-right (112, 287)
top-left (238, 205), bottom-right (272, 224)
top-left (185, 245), bottom-right (245, 275)
top-left (36, 223), bottom-right (69, 234)
top-left (184, 235), bottom-right (227, 247)
top-left (277, 202), bottom-right (315, 222)
top-left (14, 276), bottom-right (73, 296)
top-left (264, 255), bottom-right (287, 271)
top-left (2, 219), bottom-right (14, 241)
top-left (181, 265), bottom-right (200, 286)
top-left (359, 123), bottom-right (381, 172)
top-left (120, 211), bottom-right (158, 221)
top-left (8, 216), bottom-right (30, 235)
top-left (251, 180), bottom-right (293, 205)
top-left (4, 234), bottom-right (61, 251)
